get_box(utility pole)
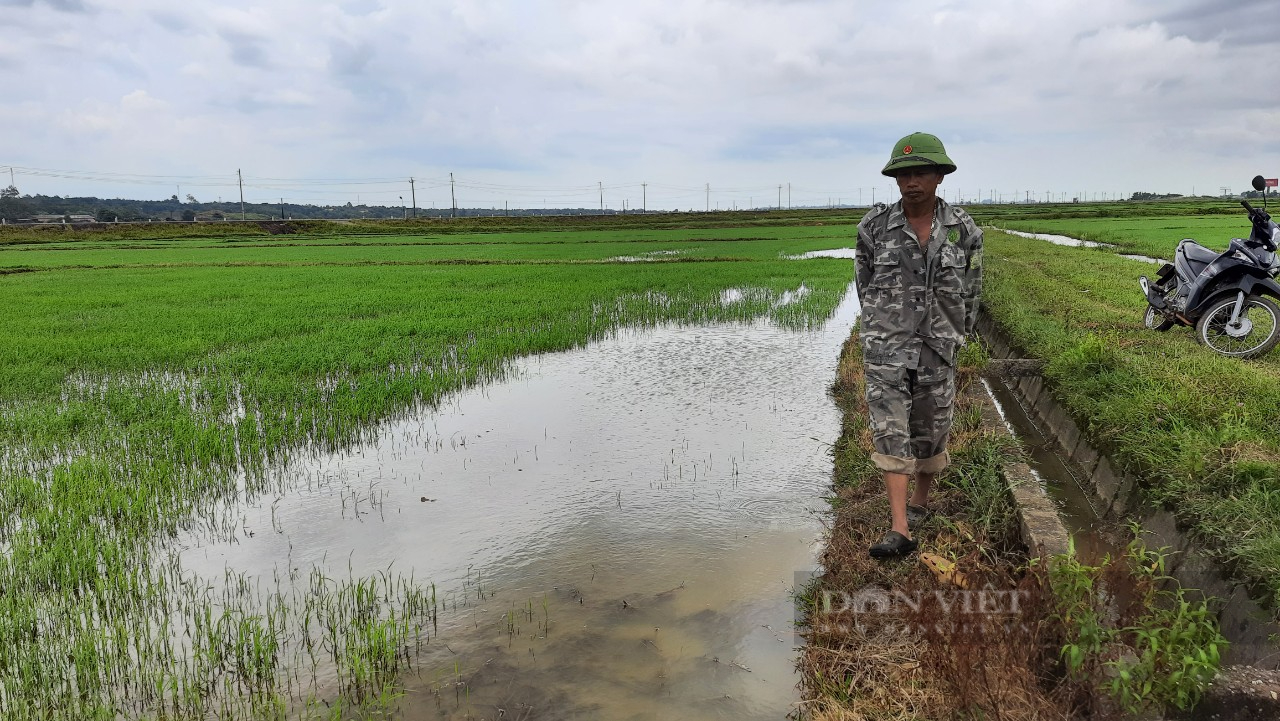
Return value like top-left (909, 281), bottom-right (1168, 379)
top-left (641, 183), bottom-right (647, 213)
top-left (872, 187), bottom-right (876, 205)
top-left (410, 178), bottom-right (416, 218)
top-left (705, 183), bottom-right (709, 212)
top-left (787, 183), bottom-right (791, 210)
top-left (599, 181), bottom-right (603, 213)
top-left (280, 198), bottom-right (284, 219)
top-left (238, 169), bottom-right (245, 221)
top-left (450, 172), bottom-right (456, 218)
top-left (777, 184), bottom-right (782, 210)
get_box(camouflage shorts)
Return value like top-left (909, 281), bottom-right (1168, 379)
top-left (864, 362), bottom-right (956, 475)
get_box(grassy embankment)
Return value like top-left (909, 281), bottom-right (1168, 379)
top-left (0, 227), bottom-right (859, 269)
top-left (981, 226), bottom-right (1280, 612)
top-left (0, 220), bottom-right (854, 719)
top-left (801, 336), bottom-right (1034, 718)
top-left (0, 207), bottom-right (863, 246)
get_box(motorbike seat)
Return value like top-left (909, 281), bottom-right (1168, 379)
top-left (1179, 241), bottom-right (1218, 264)
top-left (1175, 240), bottom-right (1218, 284)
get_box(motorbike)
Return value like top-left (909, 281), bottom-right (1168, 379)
top-left (1140, 175), bottom-right (1280, 359)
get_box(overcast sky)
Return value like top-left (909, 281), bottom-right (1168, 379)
top-left (2, 0), bottom-right (1277, 209)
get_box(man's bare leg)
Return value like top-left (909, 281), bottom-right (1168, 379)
top-left (885, 471), bottom-right (911, 538)
top-left (910, 471), bottom-right (934, 509)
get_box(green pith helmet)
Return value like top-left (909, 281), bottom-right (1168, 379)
top-left (881, 132), bottom-right (957, 177)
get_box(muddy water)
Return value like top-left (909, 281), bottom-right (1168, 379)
top-left (176, 261), bottom-right (861, 719)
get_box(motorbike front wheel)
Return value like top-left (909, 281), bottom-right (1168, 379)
top-left (1195, 295), bottom-right (1280, 359)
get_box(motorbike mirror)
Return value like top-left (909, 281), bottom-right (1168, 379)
top-left (1254, 175), bottom-right (1267, 192)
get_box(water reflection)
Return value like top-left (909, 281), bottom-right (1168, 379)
top-left (999, 228), bottom-right (1112, 248)
top-left (176, 281), bottom-right (862, 719)
top-left (789, 248), bottom-right (858, 260)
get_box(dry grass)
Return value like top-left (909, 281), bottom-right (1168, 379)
top-left (802, 620), bottom-right (941, 721)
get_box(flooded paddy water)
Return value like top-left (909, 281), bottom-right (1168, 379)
top-left (997, 227), bottom-right (1165, 264)
top-left (171, 258), bottom-right (862, 719)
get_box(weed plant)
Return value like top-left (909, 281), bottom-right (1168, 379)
top-left (1046, 532), bottom-right (1226, 715)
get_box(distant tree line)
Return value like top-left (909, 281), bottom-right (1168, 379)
top-left (1128, 189), bottom-right (1276, 201)
top-left (0, 185), bottom-right (663, 223)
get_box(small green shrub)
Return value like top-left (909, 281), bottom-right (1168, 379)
top-left (1048, 530), bottom-right (1226, 714)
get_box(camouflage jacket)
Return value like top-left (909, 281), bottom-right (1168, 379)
top-left (854, 198), bottom-right (983, 367)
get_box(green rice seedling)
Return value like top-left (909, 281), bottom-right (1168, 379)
top-left (0, 215), bottom-right (856, 718)
top-left (231, 613), bottom-right (279, 693)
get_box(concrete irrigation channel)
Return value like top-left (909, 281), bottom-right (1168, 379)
top-left (977, 310), bottom-right (1280, 718)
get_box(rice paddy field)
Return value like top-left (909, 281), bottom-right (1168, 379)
top-left (0, 216), bottom-right (859, 719)
top-left (5, 198), bottom-right (1276, 719)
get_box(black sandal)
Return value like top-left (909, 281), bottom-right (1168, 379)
top-left (869, 531), bottom-right (918, 558)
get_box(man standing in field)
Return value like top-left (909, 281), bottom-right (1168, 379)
top-left (854, 132), bottom-right (983, 558)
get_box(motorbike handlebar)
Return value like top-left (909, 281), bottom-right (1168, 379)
top-left (1242, 199), bottom-right (1272, 226)
top-left (1239, 200), bottom-right (1277, 251)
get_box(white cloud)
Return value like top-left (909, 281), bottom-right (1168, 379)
top-left (119, 89), bottom-right (166, 112)
top-left (1, 0), bottom-right (1276, 206)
